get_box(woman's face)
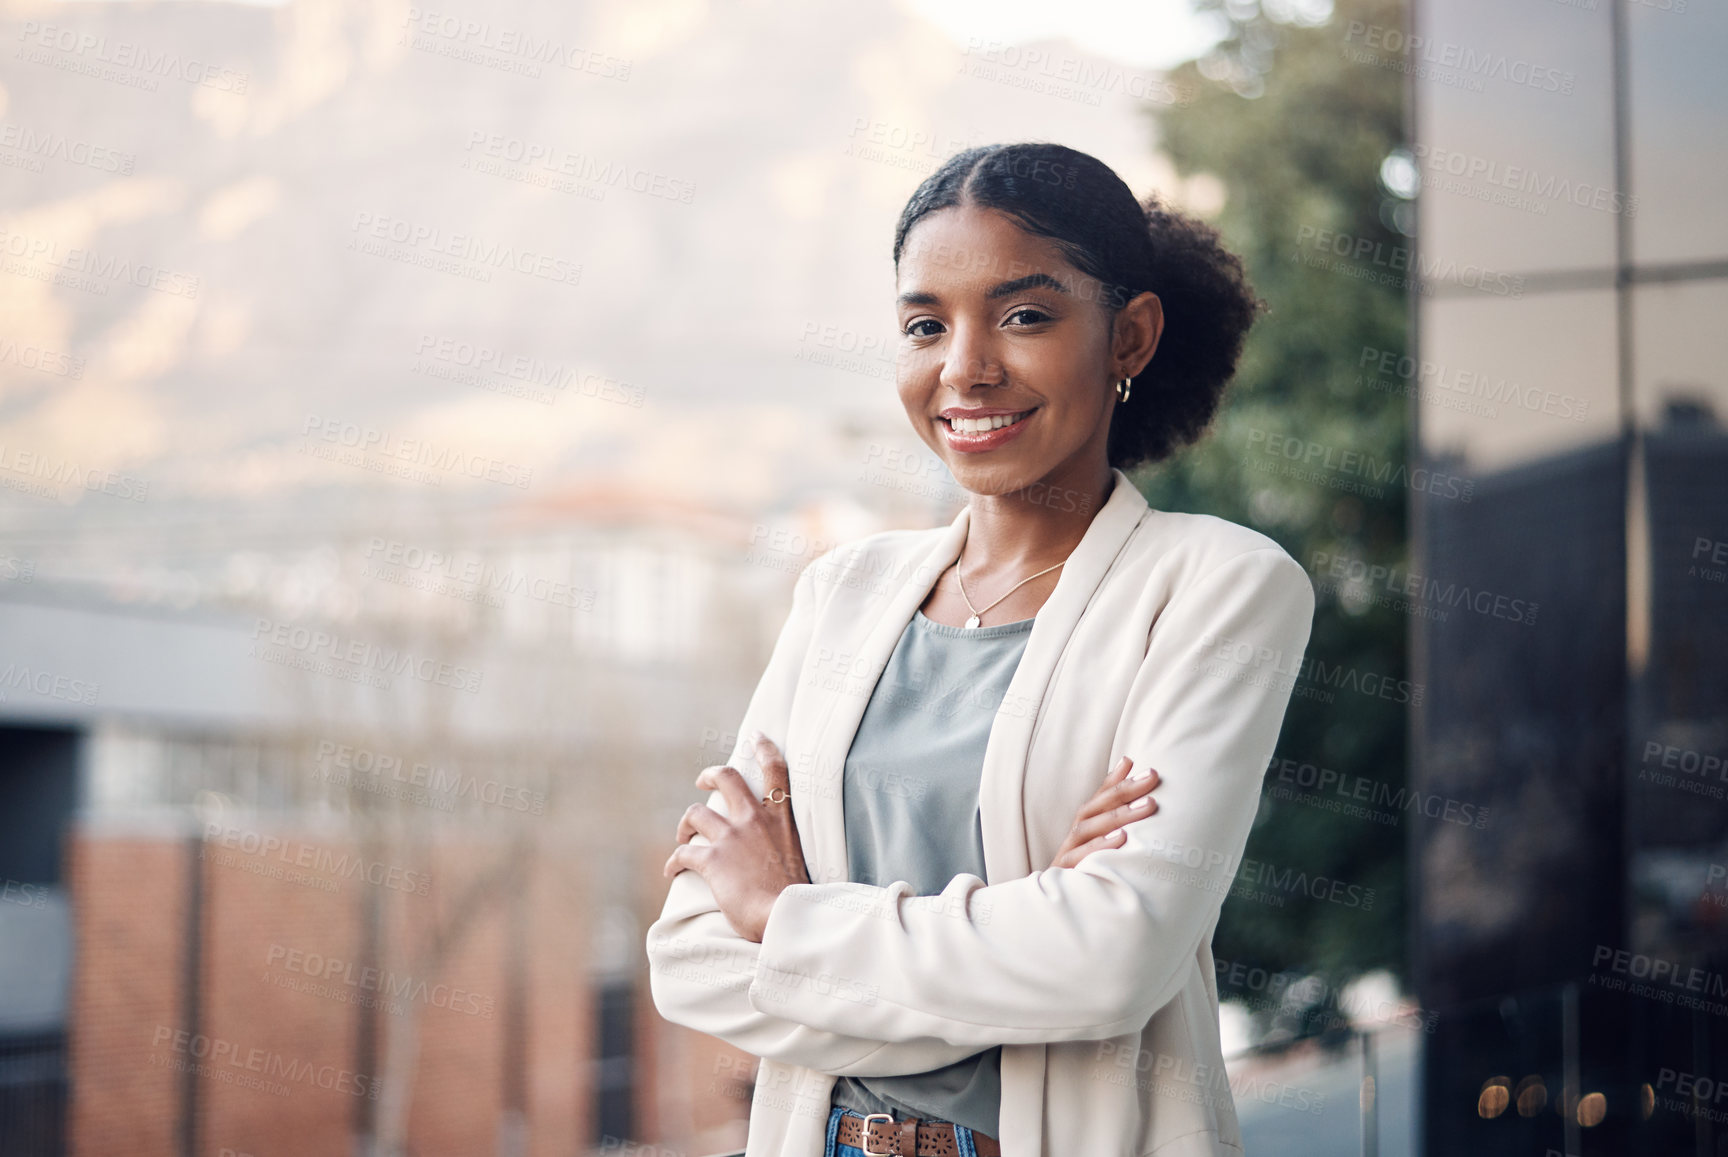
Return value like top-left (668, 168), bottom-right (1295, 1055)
top-left (894, 203), bottom-right (1151, 500)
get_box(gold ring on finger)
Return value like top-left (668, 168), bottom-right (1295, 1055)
top-left (762, 788), bottom-right (789, 805)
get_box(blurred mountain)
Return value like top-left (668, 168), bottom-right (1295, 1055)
top-left (0, 0), bottom-right (1203, 566)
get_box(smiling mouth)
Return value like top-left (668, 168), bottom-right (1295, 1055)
top-left (942, 410), bottom-right (1034, 434)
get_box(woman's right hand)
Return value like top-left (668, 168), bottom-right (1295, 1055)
top-left (1049, 755), bottom-right (1160, 869)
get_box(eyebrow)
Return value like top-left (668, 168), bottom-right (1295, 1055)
top-left (896, 272), bottom-right (1072, 307)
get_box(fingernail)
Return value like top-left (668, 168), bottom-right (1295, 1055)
top-left (1110, 828), bottom-right (1125, 840)
top-left (1129, 766), bottom-right (1151, 780)
top-left (1130, 796), bottom-right (1151, 810)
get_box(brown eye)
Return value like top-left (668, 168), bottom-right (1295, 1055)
top-left (904, 319), bottom-right (944, 338)
top-left (1005, 308), bottom-right (1051, 326)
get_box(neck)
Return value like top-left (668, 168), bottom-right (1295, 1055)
top-left (960, 458), bottom-right (1116, 574)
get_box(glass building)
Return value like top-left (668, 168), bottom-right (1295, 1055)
top-left (1410, 0), bottom-right (1728, 1151)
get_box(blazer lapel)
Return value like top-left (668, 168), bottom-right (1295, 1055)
top-left (800, 468), bottom-right (1150, 891)
top-left (801, 503), bottom-right (970, 886)
top-left (976, 469), bottom-right (1149, 882)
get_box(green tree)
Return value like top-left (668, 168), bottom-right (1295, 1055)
top-left (1134, 0), bottom-right (1411, 1041)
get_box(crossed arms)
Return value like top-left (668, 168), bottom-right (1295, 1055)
top-left (644, 546), bottom-right (1315, 1076)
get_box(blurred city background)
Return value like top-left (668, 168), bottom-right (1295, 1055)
top-left (0, 0), bottom-right (1722, 1153)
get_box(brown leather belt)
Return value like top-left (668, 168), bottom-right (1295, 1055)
top-left (834, 1110), bottom-right (1001, 1156)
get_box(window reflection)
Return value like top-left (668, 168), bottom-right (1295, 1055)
top-left (1414, 0), bottom-right (1615, 274)
top-left (1417, 289), bottom-right (1618, 473)
top-left (1628, 281), bottom-right (1728, 965)
top-left (1628, 0), bottom-right (1728, 264)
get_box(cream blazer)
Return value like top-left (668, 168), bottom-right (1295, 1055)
top-left (646, 467), bottom-right (1316, 1157)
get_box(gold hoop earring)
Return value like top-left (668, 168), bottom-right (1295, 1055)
top-left (1116, 377), bottom-right (1133, 403)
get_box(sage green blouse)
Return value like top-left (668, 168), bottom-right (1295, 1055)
top-left (827, 607), bottom-right (1036, 1138)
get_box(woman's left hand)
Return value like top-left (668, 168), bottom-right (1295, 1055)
top-left (662, 731), bottom-right (812, 942)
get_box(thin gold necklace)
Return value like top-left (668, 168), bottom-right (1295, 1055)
top-left (952, 550), bottom-right (1065, 629)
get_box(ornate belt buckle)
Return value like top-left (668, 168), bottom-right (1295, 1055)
top-left (861, 1111), bottom-right (895, 1157)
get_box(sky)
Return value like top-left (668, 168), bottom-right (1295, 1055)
top-left (902, 0), bottom-right (1226, 69)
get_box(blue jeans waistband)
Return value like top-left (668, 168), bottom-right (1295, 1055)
top-left (824, 1104), bottom-right (981, 1157)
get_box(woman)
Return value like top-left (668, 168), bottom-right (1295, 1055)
top-left (647, 142), bottom-right (1315, 1157)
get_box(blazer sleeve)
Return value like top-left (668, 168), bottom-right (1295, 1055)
top-left (644, 556), bottom-right (992, 1077)
top-left (743, 546), bottom-right (1316, 1048)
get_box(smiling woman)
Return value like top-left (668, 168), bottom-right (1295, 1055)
top-left (889, 143), bottom-right (1263, 637)
top-left (647, 142), bottom-right (1313, 1157)
top-left (893, 143), bottom-right (1260, 486)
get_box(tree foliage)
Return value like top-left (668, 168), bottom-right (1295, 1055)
top-left (1135, 0), bottom-right (1411, 1040)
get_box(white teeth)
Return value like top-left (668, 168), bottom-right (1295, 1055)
top-left (948, 411), bottom-right (1029, 434)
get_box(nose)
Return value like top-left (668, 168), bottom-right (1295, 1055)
top-left (937, 320), bottom-right (1005, 395)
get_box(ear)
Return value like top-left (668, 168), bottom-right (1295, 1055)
top-left (1112, 291), bottom-right (1164, 380)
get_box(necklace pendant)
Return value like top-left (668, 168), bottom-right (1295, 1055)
top-left (964, 614), bottom-right (981, 630)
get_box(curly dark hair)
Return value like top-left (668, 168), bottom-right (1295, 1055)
top-left (892, 142), bottom-right (1263, 471)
